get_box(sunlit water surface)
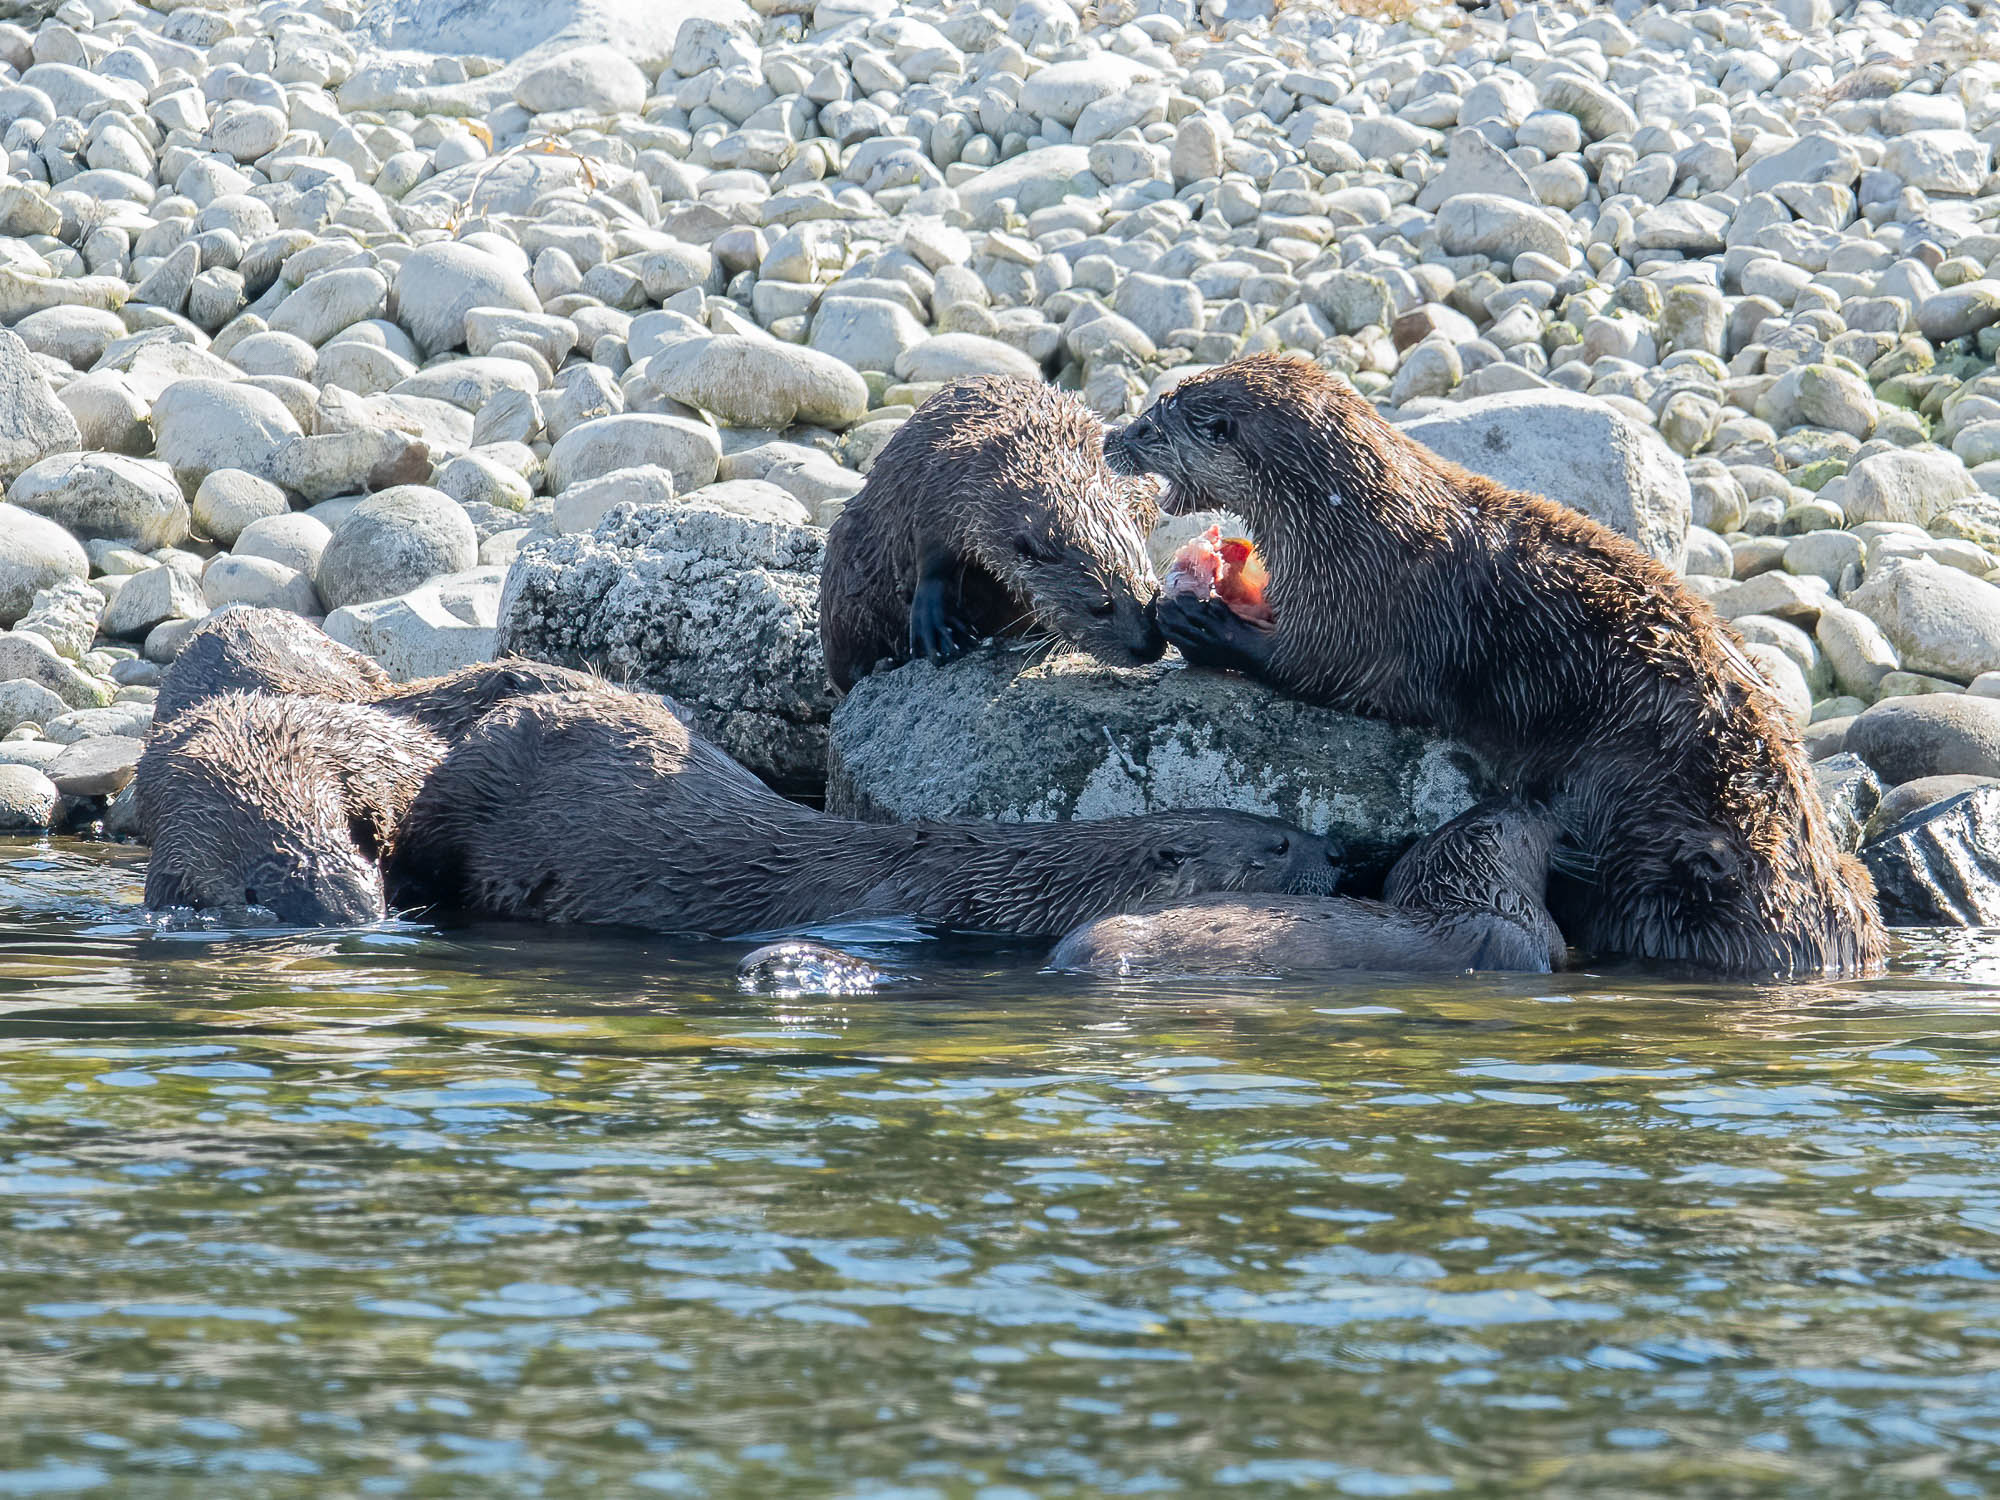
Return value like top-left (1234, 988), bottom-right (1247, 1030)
top-left (2, 841), bottom-right (2000, 1498)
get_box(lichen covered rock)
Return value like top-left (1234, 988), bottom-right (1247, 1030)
top-left (828, 650), bottom-right (1495, 881)
top-left (495, 500), bottom-right (832, 793)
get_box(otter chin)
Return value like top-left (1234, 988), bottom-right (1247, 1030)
top-left (1106, 353), bottom-right (1885, 979)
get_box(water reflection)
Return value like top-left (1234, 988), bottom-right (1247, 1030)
top-left (0, 840), bottom-right (1998, 1496)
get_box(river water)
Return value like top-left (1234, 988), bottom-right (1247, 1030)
top-left (2, 840), bottom-right (1999, 1498)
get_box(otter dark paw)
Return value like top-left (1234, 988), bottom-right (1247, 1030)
top-left (909, 576), bottom-right (981, 664)
top-left (1158, 594), bottom-right (1275, 675)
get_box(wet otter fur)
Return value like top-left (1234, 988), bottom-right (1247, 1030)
top-left (390, 686), bottom-right (1339, 938)
top-left (1050, 801), bottom-right (1567, 976)
top-left (1105, 354), bottom-right (1885, 977)
top-left (154, 607), bottom-right (603, 742)
top-left (137, 693), bottom-right (445, 926)
top-left (153, 607), bottom-right (390, 726)
top-left (819, 376), bottom-right (1167, 692)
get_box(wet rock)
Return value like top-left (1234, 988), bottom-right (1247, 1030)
top-left (1812, 751), bottom-right (1881, 853)
top-left (1862, 787), bottom-right (2000, 926)
top-left (0, 764), bottom-right (59, 831)
top-left (828, 651), bottom-right (1495, 883)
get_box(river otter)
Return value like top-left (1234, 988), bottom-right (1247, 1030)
top-left (1049, 801), bottom-right (1567, 976)
top-left (153, 607), bottom-right (391, 726)
top-left (154, 607), bottom-right (603, 742)
top-left (390, 686), bottom-right (1339, 938)
top-left (1105, 353), bottom-right (1885, 977)
top-left (819, 376), bottom-right (1167, 692)
top-left (137, 692), bottom-right (446, 925)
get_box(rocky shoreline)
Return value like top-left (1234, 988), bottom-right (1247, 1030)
top-left (1, 0), bottom-right (1998, 925)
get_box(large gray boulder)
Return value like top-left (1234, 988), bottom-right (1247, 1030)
top-left (495, 500), bottom-right (832, 794)
top-left (1399, 389), bottom-right (1691, 567)
top-left (7, 452), bottom-right (189, 549)
top-left (828, 652), bottom-right (1495, 882)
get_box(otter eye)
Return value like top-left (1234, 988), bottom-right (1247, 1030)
top-left (244, 887), bottom-right (258, 906)
top-left (1088, 599), bottom-right (1115, 617)
top-left (1271, 837), bottom-right (1289, 856)
top-left (1196, 411), bottom-right (1236, 443)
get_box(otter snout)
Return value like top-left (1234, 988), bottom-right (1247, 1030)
top-left (247, 854), bottom-right (385, 927)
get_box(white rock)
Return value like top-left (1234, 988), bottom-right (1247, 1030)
top-left (893, 332), bottom-right (1042, 382)
top-left (1400, 390), bottom-right (1690, 566)
top-left (151, 379), bottom-right (303, 494)
top-left (1018, 57), bottom-right (1152, 127)
top-left (553, 465), bottom-right (677, 534)
top-left (646, 335), bottom-right (869, 429)
top-left (325, 567), bottom-right (507, 682)
top-left (100, 563), bottom-right (205, 641)
top-left (268, 268), bottom-right (390, 347)
top-left (515, 45), bottom-right (648, 115)
top-left (233, 513), bottom-right (332, 577)
top-left (388, 241), bottom-right (541, 358)
top-left (1882, 130), bottom-right (1992, 196)
top-left (0, 329), bottom-right (81, 483)
top-left (683, 479), bottom-right (812, 528)
top-left (0, 680), bottom-right (66, 738)
top-left (8, 453), bottom-right (189, 549)
top-left (315, 486), bottom-right (478, 611)
top-left (546, 414), bottom-right (722, 495)
top-left (1849, 556), bottom-right (2000, 682)
top-left (193, 469), bottom-right (290, 546)
top-left (202, 554), bottom-right (322, 614)
top-left (0, 502), bottom-right (89, 629)
top-left (1820, 449), bottom-right (1977, 527)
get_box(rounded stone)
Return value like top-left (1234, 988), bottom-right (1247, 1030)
top-left (151, 378), bottom-right (303, 494)
top-left (389, 241), bottom-right (541, 359)
top-left (1848, 694), bottom-right (2000, 784)
top-left (515, 44), bottom-right (649, 115)
top-left (267, 267), bottom-right (389, 347)
top-left (7, 452), bottom-right (190, 549)
top-left (201, 553), bottom-right (322, 614)
top-left (0, 501), bottom-right (89, 628)
top-left (233, 512), bottom-right (333, 576)
top-left (0, 764), bottom-right (58, 831)
top-left (315, 485), bottom-right (477, 611)
top-left (193, 469), bottom-right (289, 546)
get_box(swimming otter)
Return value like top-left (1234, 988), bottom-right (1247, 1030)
top-left (390, 686), bottom-right (1339, 938)
top-left (137, 693), bottom-right (445, 925)
top-left (1049, 801), bottom-right (1567, 976)
top-left (153, 607), bottom-right (603, 743)
top-left (819, 376), bottom-right (1167, 692)
top-left (1106, 354), bottom-right (1884, 977)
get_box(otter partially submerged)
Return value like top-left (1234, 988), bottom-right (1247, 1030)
top-left (1107, 354), bottom-right (1884, 978)
top-left (1050, 801), bottom-right (1567, 976)
top-left (137, 693), bottom-right (445, 925)
top-left (391, 686), bottom-right (1338, 938)
top-left (819, 376), bottom-right (1167, 691)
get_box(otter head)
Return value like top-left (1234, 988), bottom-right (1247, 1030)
top-left (239, 844), bottom-right (386, 926)
top-left (1107, 356), bottom-right (1365, 524)
top-left (986, 492), bottom-right (1167, 668)
top-left (1138, 812), bottom-right (1342, 904)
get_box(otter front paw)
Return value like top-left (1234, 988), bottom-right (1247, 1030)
top-left (1158, 594), bottom-right (1275, 675)
top-left (909, 576), bottom-right (980, 664)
